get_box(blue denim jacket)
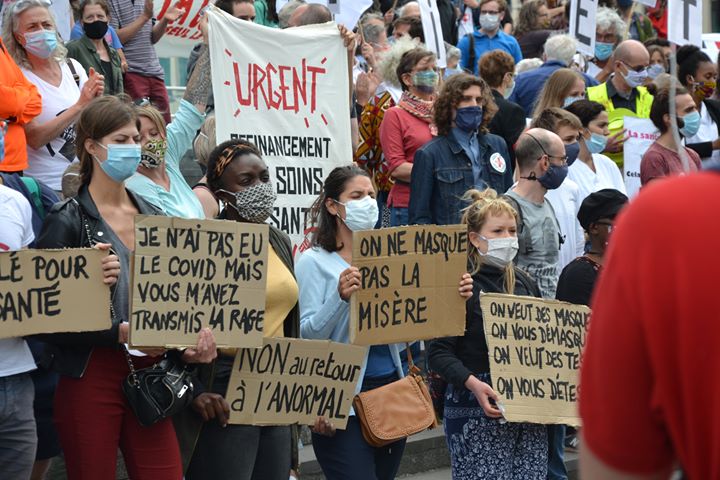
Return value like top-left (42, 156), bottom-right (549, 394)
top-left (409, 132), bottom-right (513, 225)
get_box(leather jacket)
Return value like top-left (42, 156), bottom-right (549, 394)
top-left (34, 185), bottom-right (162, 378)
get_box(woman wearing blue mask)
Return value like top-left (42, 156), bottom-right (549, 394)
top-left (640, 87), bottom-right (702, 185)
top-left (35, 95), bottom-right (217, 478)
top-left (297, 165), bottom-right (474, 480)
top-left (182, 139), bottom-right (301, 480)
top-left (379, 48), bottom-right (438, 227)
top-left (2, 0), bottom-right (106, 193)
top-left (428, 187), bottom-right (548, 480)
top-left (565, 100), bottom-right (627, 200)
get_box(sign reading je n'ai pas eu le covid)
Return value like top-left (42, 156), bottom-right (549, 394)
top-left (208, 8), bottom-right (351, 250)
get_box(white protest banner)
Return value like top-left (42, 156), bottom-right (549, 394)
top-left (349, 225), bottom-right (467, 345)
top-left (668, 0), bottom-right (702, 47)
top-left (226, 338), bottom-right (366, 428)
top-left (623, 117), bottom-right (659, 198)
top-left (153, 0), bottom-right (208, 58)
top-left (275, 0), bottom-right (373, 29)
top-left (480, 293), bottom-right (591, 426)
top-left (419, 0), bottom-right (447, 68)
top-left (130, 215), bottom-right (269, 349)
top-left (703, 34), bottom-right (720, 63)
top-left (568, 0), bottom-right (597, 56)
top-left (0, 249), bottom-right (109, 338)
top-left (208, 8), bottom-right (350, 250)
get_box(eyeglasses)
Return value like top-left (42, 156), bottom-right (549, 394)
top-left (134, 97), bottom-right (151, 107)
top-left (620, 60), bottom-right (648, 74)
top-left (12, 0), bottom-right (52, 15)
top-left (525, 133), bottom-right (568, 164)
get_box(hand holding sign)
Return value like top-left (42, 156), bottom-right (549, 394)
top-left (605, 129), bottom-right (627, 154)
top-left (337, 24), bottom-right (357, 53)
top-left (193, 392), bottom-right (230, 426)
top-left (458, 272), bottom-right (473, 299)
top-left (465, 375), bottom-right (502, 418)
top-left (96, 243), bottom-right (120, 286)
top-left (143, 0), bottom-right (154, 21)
top-left (181, 327), bottom-right (218, 364)
top-left (338, 267), bottom-right (362, 301)
top-left (311, 416), bottom-right (337, 437)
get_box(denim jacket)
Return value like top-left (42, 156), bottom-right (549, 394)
top-left (409, 132), bottom-right (513, 225)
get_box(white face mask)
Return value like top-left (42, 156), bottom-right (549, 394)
top-left (478, 236), bottom-right (518, 268)
top-left (335, 196), bottom-right (378, 231)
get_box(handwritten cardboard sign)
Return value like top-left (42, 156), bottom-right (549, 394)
top-left (480, 293), bottom-right (590, 426)
top-left (349, 225), bottom-right (467, 345)
top-left (130, 215), bottom-right (268, 349)
top-left (226, 338), bottom-right (366, 428)
top-left (0, 249), bottom-right (109, 338)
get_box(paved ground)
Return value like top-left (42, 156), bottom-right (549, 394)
top-left (401, 467), bottom-right (452, 479)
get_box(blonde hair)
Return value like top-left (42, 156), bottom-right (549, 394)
top-left (375, 35), bottom-right (421, 88)
top-left (532, 68), bottom-right (583, 118)
top-left (2, 0), bottom-right (68, 69)
top-left (135, 104), bottom-right (167, 137)
top-left (461, 188), bottom-right (518, 294)
top-left (194, 114), bottom-right (216, 167)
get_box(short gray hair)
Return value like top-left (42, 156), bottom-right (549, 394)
top-left (2, 0), bottom-right (67, 69)
top-left (278, 0), bottom-right (305, 28)
top-left (544, 34), bottom-right (577, 65)
top-left (595, 6), bottom-right (626, 39)
top-left (398, 1), bottom-right (419, 18)
top-left (446, 44), bottom-right (461, 61)
top-left (362, 23), bottom-right (385, 45)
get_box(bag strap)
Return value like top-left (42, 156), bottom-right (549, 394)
top-left (405, 342), bottom-right (419, 375)
top-left (66, 59), bottom-right (81, 88)
top-left (19, 177), bottom-right (45, 218)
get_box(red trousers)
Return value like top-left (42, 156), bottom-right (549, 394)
top-left (54, 347), bottom-right (182, 480)
top-left (123, 72), bottom-right (171, 124)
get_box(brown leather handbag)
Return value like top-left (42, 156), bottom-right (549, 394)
top-left (353, 345), bottom-right (438, 447)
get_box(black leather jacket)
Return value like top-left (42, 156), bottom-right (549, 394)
top-left (34, 185), bottom-right (162, 378)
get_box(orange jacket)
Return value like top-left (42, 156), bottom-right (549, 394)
top-left (0, 39), bottom-right (42, 172)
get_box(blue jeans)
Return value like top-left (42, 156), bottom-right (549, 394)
top-left (0, 373), bottom-right (37, 480)
top-left (546, 424), bottom-right (568, 480)
top-left (390, 207), bottom-right (408, 227)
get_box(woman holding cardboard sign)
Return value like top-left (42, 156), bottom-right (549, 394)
top-left (297, 165), bottom-right (473, 480)
top-left (181, 138), bottom-right (301, 480)
top-left (35, 95), bottom-right (217, 479)
top-left (428, 188), bottom-right (548, 479)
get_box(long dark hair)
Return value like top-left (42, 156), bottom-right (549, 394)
top-left (305, 165), bottom-right (370, 253)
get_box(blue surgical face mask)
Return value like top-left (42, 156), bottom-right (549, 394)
top-left (565, 142), bottom-right (580, 166)
top-left (455, 106), bottom-right (483, 133)
top-left (335, 195), bottom-right (378, 231)
top-left (586, 132), bottom-right (607, 154)
top-left (680, 111), bottom-right (701, 137)
top-left (563, 96), bottom-right (584, 108)
top-left (594, 42), bottom-right (614, 61)
top-left (23, 29), bottom-right (57, 59)
top-left (537, 162), bottom-right (568, 190)
top-left (647, 63), bottom-right (665, 79)
top-left (94, 143), bottom-right (141, 183)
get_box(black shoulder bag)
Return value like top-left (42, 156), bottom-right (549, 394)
top-left (79, 204), bottom-right (194, 427)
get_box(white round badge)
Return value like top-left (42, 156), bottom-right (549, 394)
top-left (489, 153), bottom-right (506, 174)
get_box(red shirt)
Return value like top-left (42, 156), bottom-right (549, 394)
top-left (640, 141), bottom-right (701, 186)
top-left (580, 171), bottom-right (720, 478)
top-left (379, 106), bottom-right (433, 208)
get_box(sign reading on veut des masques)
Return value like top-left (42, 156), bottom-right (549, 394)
top-left (0, 249), bottom-right (109, 338)
top-left (480, 293), bottom-right (590, 426)
top-left (226, 338), bottom-right (366, 428)
top-left (349, 225), bottom-right (467, 346)
top-left (130, 215), bottom-right (268, 349)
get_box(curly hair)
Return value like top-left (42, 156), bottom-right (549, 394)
top-left (514, 0), bottom-right (547, 38)
top-left (479, 50), bottom-right (515, 89)
top-left (433, 73), bottom-right (498, 136)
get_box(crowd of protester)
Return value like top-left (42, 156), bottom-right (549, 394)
top-left (0, 0), bottom-right (719, 479)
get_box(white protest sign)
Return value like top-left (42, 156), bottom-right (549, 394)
top-left (568, 0), bottom-right (597, 57)
top-left (667, 0), bottom-right (702, 47)
top-left (457, 6), bottom-right (474, 39)
top-left (623, 117), bottom-right (659, 198)
top-left (703, 34), bottom-right (720, 63)
top-left (208, 8), bottom-right (350, 250)
top-left (419, 0), bottom-right (447, 68)
top-left (275, 0), bottom-right (373, 29)
top-left (153, 0), bottom-right (208, 58)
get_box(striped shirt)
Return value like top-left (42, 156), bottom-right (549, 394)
top-left (107, 0), bottom-right (164, 77)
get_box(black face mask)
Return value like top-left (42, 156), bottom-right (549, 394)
top-left (83, 20), bottom-right (109, 40)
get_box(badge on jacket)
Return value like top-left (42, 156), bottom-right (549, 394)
top-left (489, 153), bottom-right (506, 174)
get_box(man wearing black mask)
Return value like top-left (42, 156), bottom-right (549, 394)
top-left (409, 73), bottom-right (513, 226)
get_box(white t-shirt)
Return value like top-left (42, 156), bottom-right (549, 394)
top-left (685, 102), bottom-right (720, 163)
top-left (568, 154), bottom-right (628, 201)
top-left (22, 59), bottom-right (88, 191)
top-left (0, 185), bottom-right (37, 377)
top-left (546, 178), bottom-right (585, 272)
